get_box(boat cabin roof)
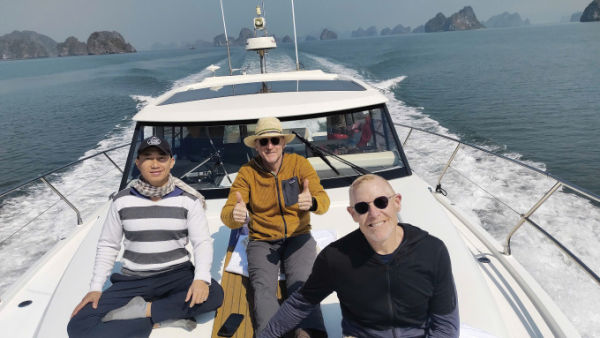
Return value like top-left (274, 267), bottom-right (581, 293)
top-left (133, 70), bottom-right (388, 123)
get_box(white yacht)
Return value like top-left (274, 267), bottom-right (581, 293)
top-left (1, 5), bottom-right (598, 338)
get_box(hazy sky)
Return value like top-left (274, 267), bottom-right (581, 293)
top-left (0, 0), bottom-right (591, 49)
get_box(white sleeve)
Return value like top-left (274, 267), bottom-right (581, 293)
top-left (187, 198), bottom-right (213, 284)
top-left (89, 201), bottom-right (122, 292)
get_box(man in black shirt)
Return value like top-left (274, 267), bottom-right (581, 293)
top-left (259, 174), bottom-right (459, 337)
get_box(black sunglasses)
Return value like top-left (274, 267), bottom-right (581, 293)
top-left (258, 137), bottom-right (281, 146)
top-left (353, 194), bottom-right (397, 215)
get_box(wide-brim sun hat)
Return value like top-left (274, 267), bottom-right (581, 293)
top-left (243, 117), bottom-right (295, 147)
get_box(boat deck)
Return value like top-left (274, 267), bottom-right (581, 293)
top-left (0, 175), bottom-right (581, 337)
top-left (211, 248), bottom-right (255, 337)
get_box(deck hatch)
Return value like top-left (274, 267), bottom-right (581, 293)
top-left (158, 80), bottom-right (366, 106)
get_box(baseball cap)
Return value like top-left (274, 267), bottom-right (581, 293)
top-left (137, 136), bottom-right (172, 157)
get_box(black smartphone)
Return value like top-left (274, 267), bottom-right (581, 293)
top-left (217, 313), bottom-right (244, 337)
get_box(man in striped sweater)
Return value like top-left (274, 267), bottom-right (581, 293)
top-left (68, 136), bottom-right (223, 338)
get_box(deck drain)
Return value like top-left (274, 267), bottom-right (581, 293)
top-left (477, 257), bottom-right (491, 263)
top-left (18, 300), bottom-right (32, 307)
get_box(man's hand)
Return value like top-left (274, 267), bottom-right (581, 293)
top-left (232, 191), bottom-right (248, 224)
top-left (71, 291), bottom-right (102, 318)
top-left (185, 280), bottom-right (210, 307)
top-left (298, 179), bottom-right (313, 211)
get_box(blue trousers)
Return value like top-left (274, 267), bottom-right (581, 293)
top-left (67, 262), bottom-right (223, 338)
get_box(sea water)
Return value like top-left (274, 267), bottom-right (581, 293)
top-left (0, 22), bottom-right (599, 335)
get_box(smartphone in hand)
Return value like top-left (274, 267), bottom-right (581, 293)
top-left (217, 313), bottom-right (244, 337)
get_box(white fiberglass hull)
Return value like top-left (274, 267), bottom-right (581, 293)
top-left (0, 172), bottom-right (580, 337)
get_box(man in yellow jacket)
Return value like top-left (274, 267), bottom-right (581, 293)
top-left (221, 117), bottom-right (329, 337)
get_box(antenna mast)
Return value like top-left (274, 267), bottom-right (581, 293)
top-left (246, 4), bottom-right (277, 74)
top-left (291, 0), bottom-right (300, 70)
top-left (218, 0), bottom-right (233, 75)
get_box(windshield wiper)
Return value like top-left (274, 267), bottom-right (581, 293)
top-left (292, 131), bottom-right (370, 176)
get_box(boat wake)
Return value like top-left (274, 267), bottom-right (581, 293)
top-left (0, 118), bottom-right (132, 295)
top-left (0, 71), bottom-right (218, 297)
top-left (301, 52), bottom-right (600, 337)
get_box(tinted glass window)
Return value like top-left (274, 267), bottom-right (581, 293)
top-left (125, 107), bottom-right (406, 195)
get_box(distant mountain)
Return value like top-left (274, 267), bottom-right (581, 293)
top-left (425, 13), bottom-right (448, 33)
top-left (380, 27), bottom-right (392, 36)
top-left (87, 31), bottom-right (136, 55)
top-left (412, 25), bottom-right (425, 33)
top-left (320, 29), bottom-right (337, 40)
top-left (351, 26), bottom-right (377, 38)
top-left (213, 34), bottom-right (233, 47)
top-left (0, 31), bottom-right (57, 60)
top-left (57, 36), bottom-right (87, 56)
top-left (305, 35), bottom-right (317, 41)
top-left (213, 28), bottom-right (255, 47)
top-left (484, 12), bottom-right (530, 28)
top-left (392, 24), bottom-right (411, 34)
top-left (424, 6), bottom-right (484, 33)
top-left (581, 0), bottom-right (600, 21)
top-left (235, 28), bottom-right (253, 46)
top-left (380, 24), bottom-right (411, 36)
top-left (281, 35), bottom-right (293, 44)
top-left (571, 11), bottom-right (583, 22)
top-left (1, 30), bottom-right (135, 60)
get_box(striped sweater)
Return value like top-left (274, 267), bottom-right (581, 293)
top-left (90, 187), bottom-right (213, 292)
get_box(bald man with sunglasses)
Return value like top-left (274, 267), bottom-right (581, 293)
top-left (260, 174), bottom-right (459, 338)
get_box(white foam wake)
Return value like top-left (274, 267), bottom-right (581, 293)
top-left (0, 63), bottom-right (222, 297)
top-left (304, 53), bottom-right (600, 337)
top-left (372, 75), bottom-right (407, 92)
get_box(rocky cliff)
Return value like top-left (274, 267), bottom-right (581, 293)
top-left (0, 31), bottom-right (57, 60)
top-left (484, 12), bottom-right (530, 28)
top-left (412, 25), bottom-right (425, 33)
top-left (425, 6), bottom-right (484, 33)
top-left (320, 29), bottom-right (337, 40)
top-left (87, 31), bottom-right (136, 55)
top-left (1, 30), bottom-right (135, 60)
top-left (392, 24), bottom-right (411, 34)
top-left (581, 0), bottom-right (600, 21)
top-left (445, 6), bottom-right (485, 31)
top-left (425, 13), bottom-right (448, 32)
top-left (351, 26), bottom-right (377, 38)
top-left (213, 28), bottom-right (254, 47)
top-left (213, 34), bottom-right (232, 47)
top-left (381, 24), bottom-right (410, 36)
top-left (57, 36), bottom-right (87, 56)
top-left (235, 28), bottom-right (253, 46)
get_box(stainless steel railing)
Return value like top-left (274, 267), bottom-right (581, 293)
top-left (0, 143), bottom-right (130, 229)
top-left (395, 122), bottom-right (600, 286)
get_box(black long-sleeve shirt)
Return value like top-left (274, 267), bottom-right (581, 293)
top-left (260, 223), bottom-right (459, 338)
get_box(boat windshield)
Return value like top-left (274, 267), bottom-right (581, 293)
top-left (123, 106), bottom-right (409, 197)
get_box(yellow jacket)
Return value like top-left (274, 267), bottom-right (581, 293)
top-left (221, 153), bottom-right (330, 241)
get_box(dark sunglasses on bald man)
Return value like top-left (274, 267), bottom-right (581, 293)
top-left (258, 137), bottom-right (281, 146)
top-left (353, 194), bottom-right (397, 215)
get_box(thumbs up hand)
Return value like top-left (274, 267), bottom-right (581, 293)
top-left (298, 179), bottom-right (313, 211)
top-left (233, 191), bottom-right (249, 224)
